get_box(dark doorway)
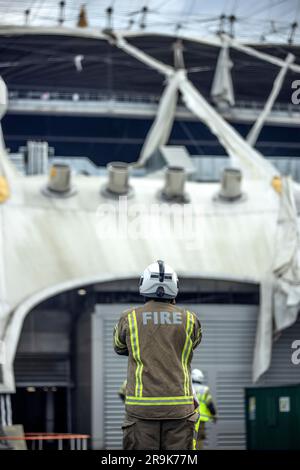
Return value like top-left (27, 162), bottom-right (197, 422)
top-left (11, 387), bottom-right (69, 434)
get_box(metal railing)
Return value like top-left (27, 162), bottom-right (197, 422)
top-left (8, 89), bottom-right (161, 104)
top-left (0, 433), bottom-right (90, 450)
top-left (232, 99), bottom-right (300, 113)
top-left (7, 89), bottom-right (300, 115)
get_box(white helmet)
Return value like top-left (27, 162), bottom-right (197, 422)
top-left (192, 369), bottom-right (204, 383)
top-left (139, 260), bottom-right (178, 299)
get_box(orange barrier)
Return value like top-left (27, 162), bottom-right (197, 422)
top-left (0, 433), bottom-right (90, 450)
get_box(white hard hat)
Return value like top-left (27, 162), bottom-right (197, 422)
top-left (139, 260), bottom-right (178, 299)
top-left (192, 369), bottom-right (204, 383)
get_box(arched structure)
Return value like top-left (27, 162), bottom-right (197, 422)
top-left (0, 28), bottom-right (300, 394)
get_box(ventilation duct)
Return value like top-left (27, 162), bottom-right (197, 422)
top-left (27, 141), bottom-right (49, 175)
top-left (160, 166), bottom-right (189, 203)
top-left (102, 162), bottom-right (133, 198)
top-left (42, 163), bottom-right (76, 198)
top-left (217, 168), bottom-right (244, 202)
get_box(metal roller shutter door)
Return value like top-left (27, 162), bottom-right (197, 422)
top-left (14, 353), bottom-right (71, 386)
top-left (102, 305), bottom-right (129, 449)
top-left (99, 303), bottom-right (300, 450)
top-left (14, 308), bottom-right (72, 387)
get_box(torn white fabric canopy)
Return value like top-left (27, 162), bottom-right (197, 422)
top-left (116, 36), bottom-right (278, 179)
top-left (247, 53), bottom-right (294, 146)
top-left (253, 177), bottom-right (300, 382)
top-left (137, 72), bottom-right (181, 166)
top-left (179, 77), bottom-right (277, 180)
top-left (211, 40), bottom-right (235, 106)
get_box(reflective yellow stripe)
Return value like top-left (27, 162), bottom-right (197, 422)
top-left (193, 413), bottom-right (202, 450)
top-left (133, 310), bottom-right (143, 397)
top-left (181, 311), bottom-right (194, 396)
top-left (126, 395), bottom-right (193, 401)
top-left (126, 400), bottom-right (193, 404)
top-left (193, 324), bottom-right (202, 347)
top-left (185, 310), bottom-right (194, 394)
top-left (128, 312), bottom-right (139, 396)
top-left (126, 396), bottom-right (194, 406)
top-left (128, 310), bottom-right (143, 397)
top-left (195, 413), bottom-right (201, 433)
top-left (114, 325), bottom-right (126, 349)
top-left (181, 313), bottom-right (190, 396)
top-left (126, 402), bottom-right (193, 406)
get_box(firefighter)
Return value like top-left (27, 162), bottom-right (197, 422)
top-left (192, 369), bottom-right (217, 450)
top-left (113, 260), bottom-right (202, 450)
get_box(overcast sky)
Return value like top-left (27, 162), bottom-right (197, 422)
top-left (0, 0), bottom-right (299, 43)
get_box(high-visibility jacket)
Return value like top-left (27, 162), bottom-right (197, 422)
top-left (113, 300), bottom-right (202, 420)
top-left (193, 383), bottom-right (215, 422)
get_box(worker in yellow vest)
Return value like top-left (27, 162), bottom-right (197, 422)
top-left (192, 369), bottom-right (217, 450)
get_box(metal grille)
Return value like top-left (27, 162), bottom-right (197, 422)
top-left (14, 353), bottom-right (71, 386)
top-left (103, 307), bottom-right (129, 449)
top-left (190, 305), bottom-right (258, 449)
top-left (100, 303), bottom-right (300, 450)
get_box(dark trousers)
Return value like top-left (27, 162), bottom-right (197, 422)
top-left (122, 413), bottom-right (198, 450)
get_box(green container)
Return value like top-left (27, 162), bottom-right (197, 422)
top-left (245, 384), bottom-right (300, 450)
